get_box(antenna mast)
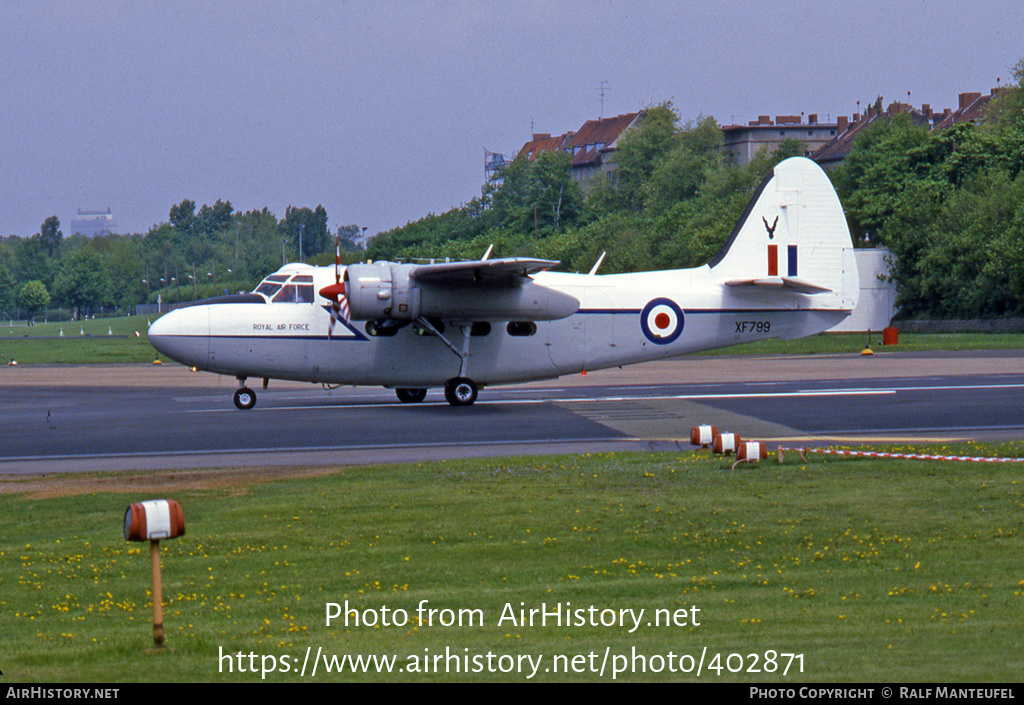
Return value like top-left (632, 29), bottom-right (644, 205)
top-left (596, 80), bottom-right (611, 119)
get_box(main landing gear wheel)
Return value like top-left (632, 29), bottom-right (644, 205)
top-left (395, 387), bottom-right (428, 403)
top-left (233, 387), bottom-right (257, 410)
top-left (444, 377), bottom-right (478, 406)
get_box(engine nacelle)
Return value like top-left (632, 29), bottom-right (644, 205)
top-left (344, 262), bottom-right (419, 321)
top-left (344, 262), bottom-right (579, 322)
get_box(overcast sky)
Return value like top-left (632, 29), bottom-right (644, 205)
top-left (2, 0), bottom-right (1021, 241)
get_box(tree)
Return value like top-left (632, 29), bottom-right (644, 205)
top-left (280, 205), bottom-right (330, 260)
top-left (336, 224), bottom-right (366, 252)
top-left (102, 236), bottom-right (147, 309)
top-left (52, 247), bottom-right (111, 317)
top-left (14, 235), bottom-right (54, 288)
top-left (40, 216), bottom-right (63, 257)
top-left (831, 112), bottom-right (939, 243)
top-left (17, 280), bottom-right (50, 324)
top-left (490, 150), bottom-right (581, 237)
top-left (195, 199), bottom-right (234, 236)
top-left (610, 102), bottom-right (680, 212)
top-left (644, 115), bottom-right (724, 216)
top-left (0, 257), bottom-right (15, 314)
top-left (169, 199), bottom-right (197, 237)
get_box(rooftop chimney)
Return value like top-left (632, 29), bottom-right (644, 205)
top-left (959, 92), bottom-right (981, 110)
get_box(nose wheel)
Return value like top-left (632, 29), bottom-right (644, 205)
top-left (233, 384), bottom-right (257, 410)
top-left (444, 377), bottom-right (478, 406)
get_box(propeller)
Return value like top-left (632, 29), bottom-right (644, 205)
top-left (319, 235), bottom-right (348, 337)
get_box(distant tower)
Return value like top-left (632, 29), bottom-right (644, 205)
top-left (71, 208), bottom-right (117, 237)
top-left (484, 149), bottom-right (511, 185)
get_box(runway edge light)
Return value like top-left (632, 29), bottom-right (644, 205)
top-left (123, 499), bottom-right (185, 649)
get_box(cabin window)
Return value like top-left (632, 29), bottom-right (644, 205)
top-left (506, 321), bottom-right (537, 337)
top-left (470, 322), bottom-right (491, 336)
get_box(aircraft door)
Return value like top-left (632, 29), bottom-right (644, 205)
top-left (543, 285), bottom-right (591, 373)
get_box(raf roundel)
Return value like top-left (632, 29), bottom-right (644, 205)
top-left (640, 298), bottom-right (685, 345)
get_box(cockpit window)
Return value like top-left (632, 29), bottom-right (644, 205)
top-left (272, 283), bottom-right (315, 303)
top-left (255, 273), bottom-right (314, 303)
top-left (255, 274), bottom-right (290, 298)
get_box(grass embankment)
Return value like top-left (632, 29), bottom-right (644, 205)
top-left (1, 446), bottom-right (1022, 682)
top-left (0, 316), bottom-right (158, 364)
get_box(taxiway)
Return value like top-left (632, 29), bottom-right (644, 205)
top-left (0, 350), bottom-right (1021, 473)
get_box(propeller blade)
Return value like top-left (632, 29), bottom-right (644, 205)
top-left (320, 234), bottom-right (349, 338)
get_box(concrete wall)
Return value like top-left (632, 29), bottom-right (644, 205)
top-left (830, 248), bottom-right (898, 332)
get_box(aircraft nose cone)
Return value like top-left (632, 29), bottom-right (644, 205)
top-left (148, 308), bottom-right (208, 367)
top-left (147, 312), bottom-right (175, 355)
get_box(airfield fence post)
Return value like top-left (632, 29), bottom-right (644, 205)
top-left (151, 539), bottom-right (164, 648)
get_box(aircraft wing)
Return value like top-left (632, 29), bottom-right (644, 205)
top-left (410, 257), bottom-right (560, 285)
top-left (725, 277), bottom-right (833, 295)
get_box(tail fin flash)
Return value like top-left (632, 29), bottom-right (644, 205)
top-left (710, 157), bottom-right (858, 312)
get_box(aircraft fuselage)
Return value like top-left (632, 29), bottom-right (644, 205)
top-left (149, 264), bottom-right (847, 388)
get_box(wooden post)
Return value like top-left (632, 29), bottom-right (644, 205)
top-left (124, 499), bottom-right (184, 649)
top-left (151, 540), bottom-right (164, 648)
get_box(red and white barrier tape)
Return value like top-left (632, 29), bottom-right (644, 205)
top-left (778, 447), bottom-right (1024, 464)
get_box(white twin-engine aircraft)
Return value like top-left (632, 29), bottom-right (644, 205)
top-left (148, 157), bottom-right (859, 409)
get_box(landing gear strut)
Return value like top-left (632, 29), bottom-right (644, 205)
top-left (415, 317), bottom-right (482, 406)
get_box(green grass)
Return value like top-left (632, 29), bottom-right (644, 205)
top-left (2, 445), bottom-right (1023, 682)
top-left (0, 316), bottom-right (158, 364)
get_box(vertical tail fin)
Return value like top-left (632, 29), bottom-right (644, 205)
top-left (710, 157), bottom-right (858, 311)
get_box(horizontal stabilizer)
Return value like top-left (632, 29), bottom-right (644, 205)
top-left (411, 257), bottom-right (560, 285)
top-left (725, 277), bottom-right (833, 294)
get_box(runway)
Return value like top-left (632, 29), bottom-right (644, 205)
top-left (0, 350), bottom-right (1021, 473)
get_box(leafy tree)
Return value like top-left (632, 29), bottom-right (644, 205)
top-left (0, 257), bottom-right (15, 313)
top-left (490, 150), bottom-right (581, 237)
top-left (281, 205), bottom-right (330, 260)
top-left (14, 236), bottom-right (53, 288)
top-left (608, 101), bottom-right (680, 212)
top-left (40, 216), bottom-right (62, 257)
top-left (234, 208), bottom-right (284, 285)
top-left (336, 224), bottom-right (366, 252)
top-left (831, 112), bottom-right (939, 243)
top-left (17, 280), bottom-right (50, 323)
top-left (644, 115), bottom-right (724, 216)
top-left (986, 58), bottom-right (1024, 129)
top-left (101, 236), bottom-right (147, 309)
top-left (169, 199), bottom-right (196, 237)
top-left (52, 247), bottom-right (112, 316)
top-left (195, 199), bottom-right (234, 236)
